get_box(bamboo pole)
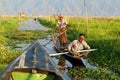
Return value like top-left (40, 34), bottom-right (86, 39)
top-left (83, 0), bottom-right (88, 36)
top-left (18, 0), bottom-right (20, 18)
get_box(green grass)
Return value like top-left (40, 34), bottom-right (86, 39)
top-left (38, 18), bottom-right (58, 33)
top-left (0, 17), bottom-right (22, 64)
top-left (0, 64), bottom-right (8, 72)
top-left (68, 67), bottom-right (119, 80)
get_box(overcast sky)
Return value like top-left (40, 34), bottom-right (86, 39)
top-left (0, 0), bottom-right (120, 17)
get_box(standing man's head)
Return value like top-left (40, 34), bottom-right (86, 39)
top-left (59, 14), bottom-right (64, 21)
top-left (78, 33), bottom-right (85, 43)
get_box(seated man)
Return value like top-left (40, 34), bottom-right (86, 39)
top-left (68, 33), bottom-right (90, 58)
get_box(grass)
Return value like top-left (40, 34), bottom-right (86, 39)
top-left (0, 64), bottom-right (8, 72)
top-left (68, 67), bottom-right (119, 80)
top-left (0, 17), bottom-right (22, 64)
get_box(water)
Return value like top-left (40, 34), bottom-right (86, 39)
top-left (81, 58), bottom-right (99, 70)
top-left (19, 19), bottom-right (46, 30)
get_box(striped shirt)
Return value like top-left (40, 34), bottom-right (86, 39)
top-left (68, 40), bottom-right (90, 52)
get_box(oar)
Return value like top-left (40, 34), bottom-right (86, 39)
top-left (43, 30), bottom-right (67, 46)
top-left (43, 39), bottom-right (53, 46)
top-left (43, 24), bottom-right (71, 46)
top-left (49, 49), bottom-right (97, 57)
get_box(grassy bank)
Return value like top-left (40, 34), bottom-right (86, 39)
top-left (0, 17), bottom-right (23, 64)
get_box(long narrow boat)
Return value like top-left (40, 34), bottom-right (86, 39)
top-left (52, 34), bottom-right (86, 68)
top-left (0, 40), bottom-right (65, 80)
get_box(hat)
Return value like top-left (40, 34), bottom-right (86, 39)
top-left (59, 14), bottom-right (64, 18)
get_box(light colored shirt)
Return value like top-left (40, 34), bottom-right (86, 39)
top-left (68, 40), bottom-right (90, 52)
top-left (56, 19), bottom-right (67, 28)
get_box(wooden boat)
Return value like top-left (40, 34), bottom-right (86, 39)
top-left (0, 40), bottom-right (65, 80)
top-left (52, 34), bottom-right (86, 68)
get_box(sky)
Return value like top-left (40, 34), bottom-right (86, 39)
top-left (0, 0), bottom-right (120, 17)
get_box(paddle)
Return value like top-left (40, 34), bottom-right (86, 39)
top-left (49, 49), bottom-right (97, 57)
top-left (42, 39), bottom-right (53, 46)
top-left (43, 24), bottom-right (71, 46)
top-left (43, 30), bottom-right (67, 46)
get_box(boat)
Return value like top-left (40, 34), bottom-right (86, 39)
top-left (52, 34), bottom-right (86, 68)
top-left (0, 40), bottom-right (65, 80)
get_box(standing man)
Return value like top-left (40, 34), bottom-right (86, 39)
top-left (56, 14), bottom-right (68, 48)
top-left (68, 33), bottom-right (90, 58)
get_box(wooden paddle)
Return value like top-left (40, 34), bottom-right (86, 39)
top-left (49, 49), bottom-right (97, 57)
top-left (43, 24), bottom-right (70, 46)
top-left (42, 39), bottom-right (53, 46)
top-left (43, 30), bottom-right (67, 46)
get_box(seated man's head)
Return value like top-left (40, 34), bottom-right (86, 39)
top-left (78, 34), bottom-right (85, 42)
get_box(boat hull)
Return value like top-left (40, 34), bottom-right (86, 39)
top-left (0, 40), bottom-right (65, 80)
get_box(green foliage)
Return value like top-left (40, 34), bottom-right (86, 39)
top-left (0, 35), bottom-right (8, 46)
top-left (68, 67), bottom-right (119, 80)
top-left (0, 49), bottom-right (20, 64)
top-left (88, 38), bottom-right (120, 76)
top-left (0, 18), bottom-right (19, 38)
top-left (13, 30), bottom-right (48, 41)
top-left (66, 17), bottom-right (120, 40)
top-left (0, 17), bottom-right (26, 64)
top-left (0, 64), bottom-right (7, 72)
top-left (38, 18), bottom-right (57, 33)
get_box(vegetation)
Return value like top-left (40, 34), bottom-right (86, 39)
top-left (68, 67), bottom-right (119, 80)
top-left (0, 17), bottom-right (48, 72)
top-left (38, 17), bottom-right (120, 79)
top-left (0, 17), bottom-right (21, 64)
top-left (38, 17), bottom-right (57, 33)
